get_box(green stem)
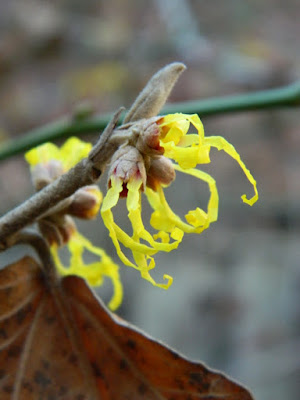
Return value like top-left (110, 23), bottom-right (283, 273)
top-left (0, 81), bottom-right (299, 161)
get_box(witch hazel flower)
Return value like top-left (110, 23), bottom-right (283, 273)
top-left (101, 141), bottom-right (182, 289)
top-left (24, 62), bottom-right (258, 308)
top-left (101, 110), bottom-right (257, 290)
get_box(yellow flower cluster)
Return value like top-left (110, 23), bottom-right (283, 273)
top-left (101, 113), bottom-right (257, 290)
top-left (25, 113), bottom-right (258, 309)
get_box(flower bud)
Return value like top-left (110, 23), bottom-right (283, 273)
top-left (107, 145), bottom-right (146, 197)
top-left (67, 185), bottom-right (102, 219)
top-left (135, 118), bottom-right (164, 156)
top-left (146, 156), bottom-right (175, 191)
top-left (38, 215), bottom-right (76, 246)
top-left (31, 160), bottom-right (64, 191)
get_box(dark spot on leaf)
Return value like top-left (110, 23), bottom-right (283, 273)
top-left (16, 308), bottom-right (27, 324)
top-left (175, 377), bottom-right (185, 390)
top-left (44, 314), bottom-right (56, 325)
top-left (119, 359), bottom-right (128, 370)
top-left (138, 383), bottom-right (147, 395)
top-left (23, 381), bottom-right (33, 392)
top-left (170, 350), bottom-right (180, 360)
top-left (42, 359), bottom-right (50, 370)
top-left (58, 385), bottom-right (68, 395)
top-left (0, 369), bottom-right (5, 379)
top-left (3, 384), bottom-right (13, 393)
top-left (0, 329), bottom-right (7, 339)
top-left (76, 395), bottom-right (85, 400)
top-left (189, 372), bottom-right (203, 384)
top-left (189, 371), bottom-right (210, 390)
top-left (4, 288), bottom-right (12, 298)
top-left (127, 339), bottom-right (136, 349)
top-left (68, 353), bottom-right (77, 365)
top-left (8, 345), bottom-right (21, 357)
top-left (91, 362), bottom-right (104, 378)
top-left (34, 370), bottom-right (51, 387)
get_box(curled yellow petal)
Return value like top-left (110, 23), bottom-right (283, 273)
top-left (101, 175), bottom-right (183, 288)
top-left (159, 113), bottom-right (258, 207)
top-left (159, 113), bottom-right (205, 145)
top-left (146, 166), bottom-right (218, 237)
top-left (131, 251), bottom-right (173, 289)
top-left (174, 165), bottom-right (219, 224)
top-left (101, 207), bottom-right (175, 289)
top-left (159, 113), bottom-right (210, 168)
top-left (162, 142), bottom-right (211, 168)
top-left (51, 231), bottom-right (123, 311)
top-left (204, 136), bottom-right (258, 206)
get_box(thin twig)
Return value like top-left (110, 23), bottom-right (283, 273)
top-left (4, 229), bottom-right (57, 280)
top-left (0, 81), bottom-right (299, 161)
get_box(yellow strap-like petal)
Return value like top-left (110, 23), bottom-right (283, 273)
top-left (50, 231), bottom-right (123, 311)
top-left (25, 137), bottom-right (92, 170)
top-left (101, 197), bottom-right (174, 289)
top-left (146, 164), bottom-right (218, 236)
top-left (131, 251), bottom-right (173, 289)
top-left (204, 136), bottom-right (258, 206)
top-left (159, 113), bottom-right (205, 145)
top-left (25, 143), bottom-right (61, 166)
top-left (101, 177), bottom-right (123, 212)
top-left (162, 142), bottom-right (211, 168)
top-left (60, 137), bottom-right (92, 170)
top-left (173, 165), bottom-right (219, 223)
top-left (128, 208), bottom-right (182, 252)
top-left (146, 185), bottom-right (208, 234)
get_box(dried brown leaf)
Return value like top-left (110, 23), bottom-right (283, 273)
top-left (0, 256), bottom-right (254, 399)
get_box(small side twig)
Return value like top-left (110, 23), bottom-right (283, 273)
top-left (5, 229), bottom-right (57, 280)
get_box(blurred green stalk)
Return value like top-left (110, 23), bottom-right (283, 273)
top-left (0, 81), bottom-right (299, 161)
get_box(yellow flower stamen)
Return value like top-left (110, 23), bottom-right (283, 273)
top-left (204, 136), bottom-right (258, 205)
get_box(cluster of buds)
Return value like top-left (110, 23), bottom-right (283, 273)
top-left (25, 138), bottom-right (123, 311)
top-left (107, 117), bottom-right (176, 199)
top-left (27, 139), bottom-right (102, 246)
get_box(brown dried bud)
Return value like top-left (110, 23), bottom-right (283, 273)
top-left (38, 215), bottom-right (76, 246)
top-left (146, 156), bottom-right (175, 191)
top-left (67, 185), bottom-right (102, 219)
top-left (107, 145), bottom-right (146, 197)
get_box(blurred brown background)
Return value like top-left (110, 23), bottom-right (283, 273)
top-left (0, 1), bottom-right (299, 399)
